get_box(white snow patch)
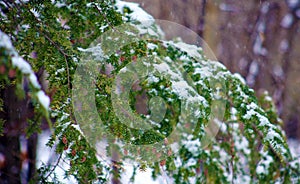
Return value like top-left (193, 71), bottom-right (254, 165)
top-left (115, 0), bottom-right (154, 23)
top-left (29, 73), bottom-right (41, 89)
top-left (233, 73), bottom-right (246, 84)
top-left (167, 41), bottom-right (203, 60)
top-left (147, 43), bottom-right (158, 50)
top-left (30, 9), bottom-right (40, 18)
top-left (11, 56), bottom-right (32, 74)
top-left (256, 165), bottom-right (264, 175)
top-left (148, 74), bottom-right (160, 83)
top-left (194, 66), bottom-right (213, 78)
top-left (36, 91), bottom-right (50, 110)
top-left (182, 136), bottom-right (201, 154)
top-left (71, 124), bottom-right (85, 136)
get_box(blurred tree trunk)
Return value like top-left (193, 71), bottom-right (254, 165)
top-left (0, 85), bottom-right (24, 184)
top-left (0, 82), bottom-right (37, 183)
top-left (0, 135), bottom-right (21, 184)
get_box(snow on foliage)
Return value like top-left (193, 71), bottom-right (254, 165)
top-left (109, 1), bottom-right (299, 183)
top-left (1, 0), bottom-right (299, 183)
top-left (115, 0), bottom-right (154, 22)
top-left (71, 0), bottom-right (300, 183)
top-left (0, 31), bottom-right (50, 111)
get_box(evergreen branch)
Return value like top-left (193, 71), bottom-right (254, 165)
top-left (18, 0), bottom-right (72, 97)
top-left (93, 3), bottom-right (117, 32)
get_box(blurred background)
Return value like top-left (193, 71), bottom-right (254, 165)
top-left (126, 0), bottom-right (300, 140)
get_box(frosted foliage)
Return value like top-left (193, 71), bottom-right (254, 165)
top-left (0, 31), bottom-right (50, 110)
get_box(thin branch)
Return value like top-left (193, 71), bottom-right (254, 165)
top-left (93, 3), bottom-right (117, 32)
top-left (44, 153), bottom-right (63, 180)
top-left (17, 0), bottom-right (72, 96)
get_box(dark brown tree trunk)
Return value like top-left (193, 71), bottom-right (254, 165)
top-left (27, 133), bottom-right (37, 182)
top-left (0, 135), bottom-right (21, 184)
top-left (0, 81), bottom-right (37, 183)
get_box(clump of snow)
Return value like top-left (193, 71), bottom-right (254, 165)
top-left (273, 65), bottom-right (284, 78)
top-left (256, 150), bottom-right (274, 175)
top-left (30, 9), bottom-right (40, 18)
top-left (214, 119), bottom-right (227, 132)
top-left (261, 2), bottom-right (270, 14)
top-left (29, 73), bottom-right (41, 89)
top-left (115, 0), bottom-right (154, 23)
top-left (71, 124), bottom-right (85, 136)
top-left (12, 56), bottom-right (32, 74)
top-left (233, 73), bottom-right (246, 84)
top-left (182, 135), bottom-right (201, 154)
top-left (0, 32), bottom-right (14, 50)
top-left (115, 0), bottom-right (164, 37)
top-left (152, 57), bottom-right (208, 109)
top-left (165, 41), bottom-right (203, 60)
top-left (288, 139), bottom-right (300, 176)
top-left (0, 31), bottom-right (50, 110)
top-left (147, 74), bottom-right (159, 83)
top-left (36, 91), bottom-right (50, 110)
top-left (235, 136), bottom-right (250, 155)
top-left (147, 43), bottom-right (158, 50)
top-left (256, 165), bottom-right (264, 175)
top-left (194, 66), bottom-right (213, 78)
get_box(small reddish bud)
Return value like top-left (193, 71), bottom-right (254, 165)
top-left (160, 159), bottom-right (166, 166)
top-left (8, 69), bottom-right (16, 78)
top-left (71, 149), bottom-right (76, 157)
top-left (81, 156), bottom-right (86, 163)
top-left (62, 136), bottom-right (68, 145)
top-left (64, 145), bottom-right (68, 150)
top-left (124, 149), bottom-right (128, 156)
top-left (120, 56), bottom-right (125, 62)
top-left (132, 55), bottom-right (137, 61)
top-left (0, 65), bottom-right (6, 74)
